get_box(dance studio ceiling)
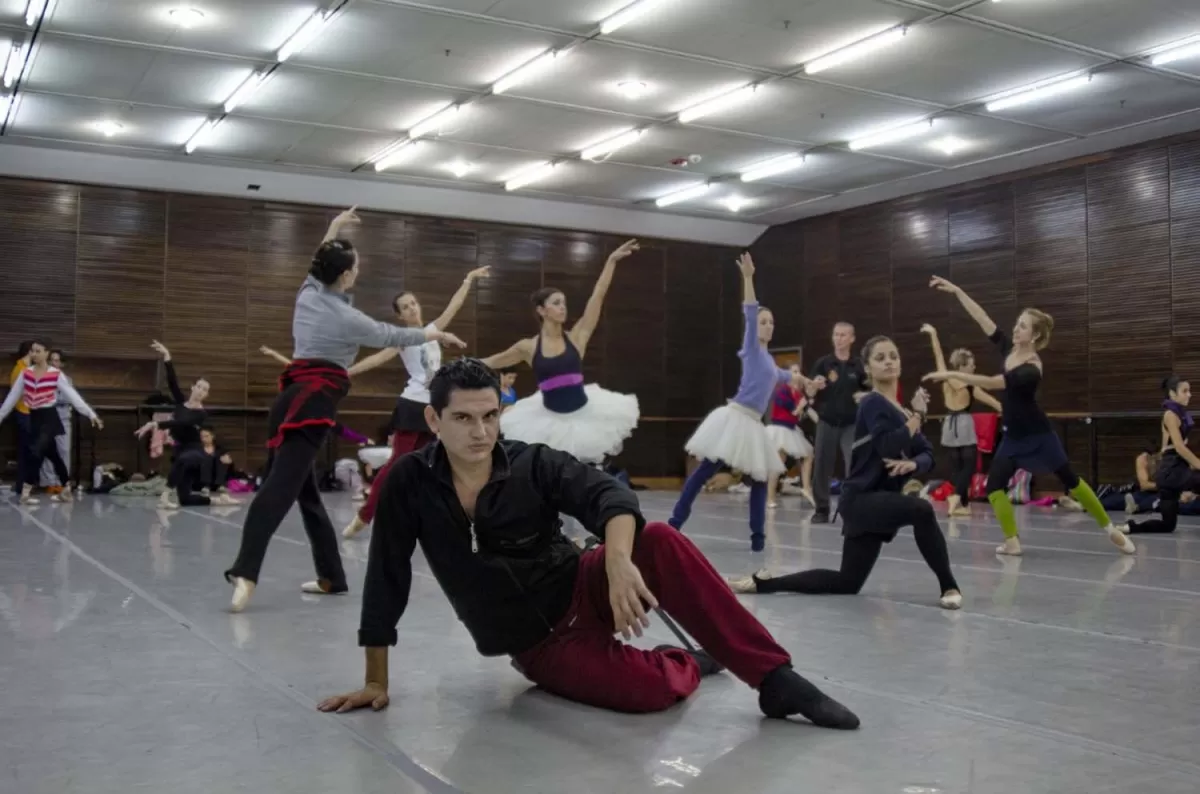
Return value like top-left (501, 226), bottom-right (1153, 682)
top-left (3, 0), bottom-right (1200, 235)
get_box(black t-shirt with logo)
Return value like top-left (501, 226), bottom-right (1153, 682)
top-left (809, 354), bottom-right (867, 427)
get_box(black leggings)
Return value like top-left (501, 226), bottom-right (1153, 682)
top-left (23, 416), bottom-right (68, 490)
top-left (755, 491), bottom-right (959, 596)
top-left (947, 444), bottom-right (976, 501)
top-left (985, 454), bottom-right (1079, 494)
top-left (168, 447), bottom-right (212, 507)
top-left (225, 430), bottom-right (347, 590)
top-left (1126, 497), bottom-right (1181, 534)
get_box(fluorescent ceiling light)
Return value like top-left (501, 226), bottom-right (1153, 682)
top-left (168, 7), bottom-right (206, 28)
top-left (184, 119), bottom-right (219, 153)
top-left (656, 182), bottom-right (710, 208)
top-left (848, 119), bottom-right (934, 150)
top-left (3, 43), bottom-right (23, 89)
top-left (580, 128), bottom-right (643, 161)
top-left (1149, 34), bottom-right (1200, 66)
top-left (677, 84), bottom-right (757, 124)
top-left (443, 160), bottom-right (472, 178)
top-left (740, 153), bottom-right (804, 182)
top-left (277, 9), bottom-right (330, 62)
top-left (374, 140), bottom-right (423, 172)
top-left (24, 0), bottom-right (48, 27)
top-left (599, 0), bottom-right (660, 35)
top-left (724, 195), bottom-right (750, 213)
top-left (407, 103), bottom-right (463, 139)
top-left (985, 74), bottom-right (1092, 112)
top-left (90, 119), bottom-right (124, 137)
top-left (615, 80), bottom-right (649, 100)
top-left (929, 135), bottom-right (969, 156)
top-left (0, 93), bottom-right (13, 120)
top-left (223, 72), bottom-right (268, 113)
top-left (504, 161), bottom-right (557, 191)
top-left (492, 49), bottom-right (566, 95)
top-left (804, 26), bottom-right (906, 74)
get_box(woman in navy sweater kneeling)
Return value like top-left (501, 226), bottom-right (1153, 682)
top-left (729, 335), bottom-right (963, 610)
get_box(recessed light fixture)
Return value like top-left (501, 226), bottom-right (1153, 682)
top-left (1148, 34), bottom-right (1200, 66)
top-left (492, 49), bottom-right (568, 95)
top-left (740, 153), bottom-right (804, 182)
top-left (656, 182), bottom-right (710, 208)
top-left (443, 160), bottom-right (473, 178)
top-left (599, 0), bottom-right (661, 35)
top-left (847, 119), bottom-right (935, 150)
top-left (804, 26), bottom-right (907, 74)
top-left (929, 136), bottom-right (969, 156)
top-left (168, 7), bottom-right (206, 28)
top-left (724, 195), bottom-right (750, 213)
top-left (277, 9), bottom-right (331, 62)
top-left (615, 80), bottom-right (650, 100)
top-left (90, 119), bottom-right (124, 137)
top-left (677, 84), bottom-right (758, 124)
top-left (580, 128), bottom-right (644, 161)
top-left (985, 74), bottom-right (1093, 112)
top-left (407, 103), bottom-right (464, 139)
top-left (504, 161), bottom-right (558, 191)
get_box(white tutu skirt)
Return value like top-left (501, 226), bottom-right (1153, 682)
top-left (358, 446), bottom-right (393, 469)
top-left (500, 384), bottom-right (639, 464)
top-left (685, 402), bottom-right (787, 483)
top-left (764, 424), bottom-right (813, 459)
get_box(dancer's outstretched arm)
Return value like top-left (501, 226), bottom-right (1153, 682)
top-left (481, 338), bottom-right (534, 371)
top-left (570, 239), bottom-right (639, 355)
top-left (347, 348), bottom-right (398, 377)
top-left (924, 370), bottom-right (1005, 391)
top-left (930, 276), bottom-right (997, 337)
top-left (259, 346), bottom-right (292, 367)
top-left (322, 206), bottom-right (359, 244)
top-left (974, 389), bottom-right (1003, 412)
top-left (432, 267), bottom-right (490, 331)
top-left (919, 324), bottom-right (967, 391)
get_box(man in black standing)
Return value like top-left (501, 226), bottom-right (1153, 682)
top-left (808, 322), bottom-right (869, 523)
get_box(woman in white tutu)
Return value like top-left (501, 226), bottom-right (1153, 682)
top-left (668, 252), bottom-right (793, 552)
top-left (480, 239), bottom-right (640, 464)
top-left (765, 365), bottom-right (817, 509)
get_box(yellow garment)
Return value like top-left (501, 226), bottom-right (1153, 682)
top-left (9, 360), bottom-right (29, 414)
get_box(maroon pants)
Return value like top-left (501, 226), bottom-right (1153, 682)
top-left (511, 522), bottom-right (791, 713)
top-left (357, 430), bottom-right (435, 523)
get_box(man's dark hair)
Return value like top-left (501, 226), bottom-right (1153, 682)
top-left (429, 358), bottom-right (501, 414)
top-left (16, 340), bottom-right (33, 358)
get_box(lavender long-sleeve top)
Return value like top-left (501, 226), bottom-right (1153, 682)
top-left (730, 302), bottom-right (791, 415)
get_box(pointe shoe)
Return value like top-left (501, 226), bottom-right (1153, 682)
top-left (210, 493), bottom-right (239, 506)
top-left (1124, 493), bottom-right (1137, 514)
top-left (1106, 525), bottom-right (1136, 555)
top-left (230, 577), bottom-right (255, 613)
top-left (300, 579), bottom-right (348, 595)
top-left (342, 515), bottom-right (367, 538)
top-left (939, 589), bottom-right (963, 610)
top-left (799, 488), bottom-right (815, 507)
top-left (727, 568), bottom-right (769, 594)
top-left (946, 495), bottom-right (970, 517)
top-left (996, 537), bottom-right (1023, 556)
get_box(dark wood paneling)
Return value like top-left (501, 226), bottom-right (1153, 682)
top-left (664, 242), bottom-right (727, 420)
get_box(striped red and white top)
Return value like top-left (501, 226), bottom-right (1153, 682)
top-left (0, 366), bottom-right (96, 421)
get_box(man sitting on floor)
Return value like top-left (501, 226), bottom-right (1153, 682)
top-left (318, 358), bottom-right (859, 728)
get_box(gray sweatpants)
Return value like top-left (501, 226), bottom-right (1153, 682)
top-left (813, 420), bottom-right (855, 513)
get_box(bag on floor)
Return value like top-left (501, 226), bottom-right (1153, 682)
top-left (1007, 469), bottom-right (1032, 504)
top-left (969, 473), bottom-right (987, 500)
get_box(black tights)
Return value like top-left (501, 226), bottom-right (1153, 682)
top-left (1126, 497), bottom-right (1181, 534)
top-left (225, 430), bottom-right (346, 590)
top-left (755, 492), bottom-right (959, 596)
top-left (985, 453), bottom-right (1079, 494)
top-left (24, 421), bottom-right (68, 490)
top-left (948, 444), bottom-right (976, 501)
top-left (169, 447), bottom-right (212, 506)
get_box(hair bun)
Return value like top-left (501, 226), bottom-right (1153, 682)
top-left (310, 239), bottom-right (357, 285)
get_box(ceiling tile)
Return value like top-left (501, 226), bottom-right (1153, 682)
top-left (9, 92), bottom-right (209, 150)
top-left (768, 149), bottom-right (934, 194)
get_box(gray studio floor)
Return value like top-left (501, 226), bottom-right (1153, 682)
top-left (2, 487), bottom-right (1198, 794)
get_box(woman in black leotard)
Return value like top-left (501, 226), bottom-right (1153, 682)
top-left (924, 276), bottom-right (1134, 556)
top-left (729, 336), bottom-right (963, 610)
top-left (1122, 375), bottom-right (1200, 535)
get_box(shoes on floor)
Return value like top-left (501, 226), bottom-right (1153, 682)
top-left (939, 589), bottom-right (963, 610)
top-left (229, 576), bottom-right (255, 613)
top-left (342, 516), bottom-right (367, 538)
top-left (758, 663), bottom-right (860, 730)
top-left (301, 579), bottom-right (349, 595)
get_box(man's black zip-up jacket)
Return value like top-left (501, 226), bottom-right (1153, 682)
top-left (358, 439), bottom-right (646, 657)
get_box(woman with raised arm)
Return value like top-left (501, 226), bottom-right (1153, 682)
top-left (224, 206), bottom-right (466, 612)
top-left (341, 266), bottom-right (489, 538)
top-left (0, 340), bottom-right (102, 504)
top-left (668, 253), bottom-right (792, 552)
top-left (479, 239), bottom-right (640, 464)
top-left (1120, 375), bottom-right (1200, 535)
top-left (134, 340), bottom-right (237, 509)
top-left (925, 276), bottom-right (1134, 556)
top-left (919, 323), bottom-right (1002, 517)
top-left (729, 336), bottom-right (963, 609)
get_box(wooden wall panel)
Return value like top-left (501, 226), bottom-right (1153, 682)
top-left (605, 244), bottom-right (665, 418)
top-left (664, 241), bottom-right (728, 420)
top-left (541, 232), bottom-right (608, 389)
top-left (475, 227), bottom-right (543, 385)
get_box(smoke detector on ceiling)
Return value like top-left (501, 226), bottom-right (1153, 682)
top-left (669, 154), bottom-right (702, 167)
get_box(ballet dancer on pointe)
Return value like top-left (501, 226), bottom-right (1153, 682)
top-left (341, 265), bottom-right (490, 538)
top-left (0, 340), bottom-right (102, 504)
top-left (224, 206), bottom-right (466, 612)
top-left (919, 323), bottom-right (1002, 517)
top-left (135, 340), bottom-right (236, 509)
top-left (668, 252), bottom-right (793, 552)
top-left (318, 358), bottom-right (859, 729)
top-left (1120, 375), bottom-right (1200, 535)
top-left (924, 276), bottom-right (1134, 555)
top-left (480, 239), bottom-right (640, 464)
top-left (765, 364), bottom-right (817, 509)
top-left (729, 336), bottom-right (963, 609)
